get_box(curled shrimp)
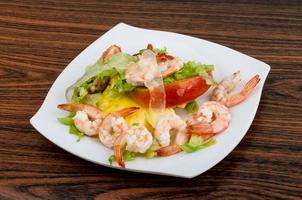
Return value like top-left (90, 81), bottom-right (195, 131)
top-left (125, 50), bottom-right (183, 86)
top-left (57, 103), bottom-right (103, 136)
top-left (114, 126), bottom-right (153, 168)
top-left (154, 114), bottom-right (188, 156)
top-left (211, 71), bottom-right (260, 107)
top-left (98, 107), bottom-right (139, 148)
top-left (187, 101), bottom-right (231, 140)
top-left (158, 57), bottom-right (183, 77)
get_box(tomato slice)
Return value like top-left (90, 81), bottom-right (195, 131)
top-left (131, 76), bottom-right (211, 108)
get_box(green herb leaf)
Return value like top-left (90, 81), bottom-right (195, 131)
top-left (132, 122), bottom-right (140, 126)
top-left (185, 101), bottom-right (199, 113)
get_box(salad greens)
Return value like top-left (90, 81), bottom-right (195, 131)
top-left (57, 112), bottom-right (84, 141)
top-left (66, 53), bottom-right (136, 102)
top-left (181, 135), bottom-right (216, 153)
top-left (185, 101), bottom-right (199, 113)
top-left (139, 47), bottom-right (167, 55)
top-left (163, 61), bottom-right (216, 85)
top-left (68, 47), bottom-right (216, 107)
top-left (108, 150), bottom-right (137, 165)
top-left (143, 144), bottom-right (160, 159)
top-left (70, 53), bottom-right (136, 104)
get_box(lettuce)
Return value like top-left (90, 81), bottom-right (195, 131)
top-left (57, 112), bottom-right (84, 142)
top-left (110, 72), bottom-right (135, 94)
top-left (108, 151), bottom-right (137, 165)
top-left (71, 60), bottom-right (136, 103)
top-left (143, 145), bottom-right (160, 159)
top-left (185, 101), bottom-right (199, 113)
top-left (66, 53), bottom-right (135, 101)
top-left (163, 61), bottom-right (216, 85)
top-left (139, 47), bottom-right (167, 55)
top-left (181, 135), bottom-right (216, 153)
top-left (153, 47), bottom-right (167, 54)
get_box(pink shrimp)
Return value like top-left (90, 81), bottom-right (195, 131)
top-left (98, 107), bottom-right (139, 148)
top-left (57, 103), bottom-right (103, 136)
top-left (187, 101), bottom-right (231, 140)
top-left (211, 71), bottom-right (260, 107)
top-left (154, 114), bottom-right (189, 157)
top-left (114, 126), bottom-right (153, 168)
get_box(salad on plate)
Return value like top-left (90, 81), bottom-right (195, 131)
top-left (57, 44), bottom-right (260, 168)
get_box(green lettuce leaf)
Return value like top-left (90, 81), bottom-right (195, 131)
top-left (143, 145), bottom-right (160, 159)
top-left (66, 52), bottom-right (135, 102)
top-left (185, 101), bottom-right (199, 113)
top-left (57, 112), bottom-right (84, 142)
top-left (181, 135), bottom-right (216, 153)
top-left (108, 150), bottom-right (137, 165)
top-left (108, 155), bottom-right (116, 165)
top-left (163, 61), bottom-right (216, 85)
top-left (139, 47), bottom-right (167, 55)
top-left (110, 72), bottom-right (135, 94)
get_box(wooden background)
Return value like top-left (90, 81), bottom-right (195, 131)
top-left (0, 0), bottom-right (301, 199)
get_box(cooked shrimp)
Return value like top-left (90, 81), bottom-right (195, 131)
top-left (125, 50), bottom-right (159, 86)
top-left (98, 107), bottom-right (139, 148)
top-left (57, 103), bottom-right (103, 136)
top-left (125, 50), bottom-right (183, 86)
top-left (159, 57), bottom-right (184, 77)
top-left (114, 126), bottom-right (153, 168)
top-left (187, 101), bottom-right (231, 139)
top-left (211, 71), bottom-right (260, 107)
top-left (154, 114), bottom-right (188, 156)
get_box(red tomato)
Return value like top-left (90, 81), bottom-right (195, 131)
top-left (131, 76), bottom-right (211, 108)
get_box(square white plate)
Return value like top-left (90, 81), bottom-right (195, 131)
top-left (30, 23), bottom-right (270, 178)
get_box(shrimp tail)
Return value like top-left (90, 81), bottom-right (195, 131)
top-left (156, 145), bottom-right (182, 157)
top-left (187, 123), bottom-right (214, 134)
top-left (57, 103), bottom-right (82, 112)
top-left (225, 75), bottom-right (260, 107)
top-left (57, 103), bottom-right (103, 119)
top-left (113, 134), bottom-right (127, 168)
top-left (114, 107), bottom-right (139, 117)
top-left (161, 65), bottom-right (178, 77)
top-left (114, 145), bottom-right (125, 168)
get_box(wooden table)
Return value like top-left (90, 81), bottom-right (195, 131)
top-left (1, 1), bottom-right (301, 199)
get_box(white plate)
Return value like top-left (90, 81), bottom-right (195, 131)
top-left (30, 23), bottom-right (270, 178)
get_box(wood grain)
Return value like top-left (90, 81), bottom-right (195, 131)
top-left (0, 0), bottom-right (301, 199)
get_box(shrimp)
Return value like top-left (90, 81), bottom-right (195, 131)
top-left (114, 126), bottom-right (153, 168)
top-left (154, 114), bottom-right (188, 156)
top-left (159, 57), bottom-right (184, 77)
top-left (211, 71), bottom-right (260, 107)
top-left (187, 101), bottom-right (231, 139)
top-left (57, 103), bottom-right (103, 136)
top-left (125, 50), bottom-right (159, 86)
top-left (98, 107), bottom-right (139, 148)
top-left (125, 50), bottom-right (183, 86)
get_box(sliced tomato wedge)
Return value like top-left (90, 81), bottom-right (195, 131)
top-left (131, 76), bottom-right (211, 108)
